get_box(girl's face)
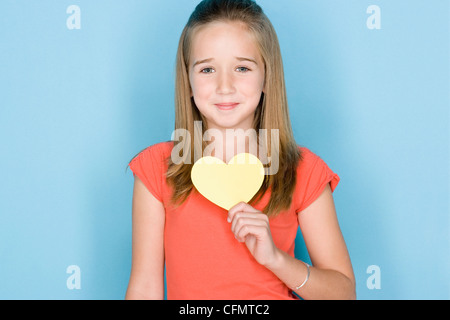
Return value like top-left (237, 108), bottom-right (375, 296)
top-left (189, 21), bottom-right (265, 132)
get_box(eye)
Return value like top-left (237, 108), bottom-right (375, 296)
top-left (236, 66), bottom-right (250, 72)
top-left (200, 67), bottom-right (215, 74)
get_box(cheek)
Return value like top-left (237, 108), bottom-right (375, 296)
top-left (190, 77), bottom-right (213, 100)
top-left (239, 76), bottom-right (265, 97)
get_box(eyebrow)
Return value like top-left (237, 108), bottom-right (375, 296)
top-left (192, 57), bottom-right (258, 68)
top-left (235, 57), bottom-right (258, 65)
top-left (192, 58), bottom-right (214, 68)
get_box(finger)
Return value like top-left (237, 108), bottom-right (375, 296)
top-left (227, 202), bottom-right (260, 223)
top-left (235, 224), bottom-right (268, 243)
top-left (231, 215), bottom-right (268, 236)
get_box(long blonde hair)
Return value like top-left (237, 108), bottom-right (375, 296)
top-left (164, 0), bottom-right (301, 217)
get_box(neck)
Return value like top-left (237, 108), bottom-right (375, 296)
top-left (204, 127), bottom-right (259, 163)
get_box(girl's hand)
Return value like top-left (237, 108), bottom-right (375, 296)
top-left (227, 202), bottom-right (280, 268)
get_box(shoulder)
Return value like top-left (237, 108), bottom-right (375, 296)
top-left (143, 140), bottom-right (174, 156)
top-left (293, 145), bottom-right (340, 211)
top-left (296, 145), bottom-right (321, 169)
top-left (129, 141), bottom-right (175, 175)
top-left (295, 145), bottom-right (337, 179)
top-left (131, 141), bottom-right (174, 162)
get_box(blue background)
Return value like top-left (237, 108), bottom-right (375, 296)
top-left (0, 0), bottom-right (448, 299)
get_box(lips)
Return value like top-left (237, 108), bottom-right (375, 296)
top-left (215, 103), bottom-right (239, 110)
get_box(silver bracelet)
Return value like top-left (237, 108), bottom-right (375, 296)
top-left (293, 262), bottom-right (311, 290)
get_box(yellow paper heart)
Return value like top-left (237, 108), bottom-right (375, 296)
top-left (191, 153), bottom-right (265, 210)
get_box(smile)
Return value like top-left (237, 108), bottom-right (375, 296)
top-left (215, 103), bottom-right (239, 110)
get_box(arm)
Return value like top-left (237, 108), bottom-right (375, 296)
top-left (228, 183), bottom-right (355, 300)
top-left (269, 183), bottom-right (355, 299)
top-left (125, 176), bottom-right (165, 300)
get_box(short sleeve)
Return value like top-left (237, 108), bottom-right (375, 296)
top-left (128, 143), bottom-right (166, 203)
top-left (295, 153), bottom-right (340, 214)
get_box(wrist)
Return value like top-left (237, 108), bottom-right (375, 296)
top-left (263, 247), bottom-right (285, 271)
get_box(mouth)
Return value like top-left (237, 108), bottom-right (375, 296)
top-left (215, 103), bottom-right (239, 110)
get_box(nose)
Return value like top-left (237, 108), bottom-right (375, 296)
top-left (216, 71), bottom-right (236, 95)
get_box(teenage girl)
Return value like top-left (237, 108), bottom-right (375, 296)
top-left (125, 0), bottom-right (355, 300)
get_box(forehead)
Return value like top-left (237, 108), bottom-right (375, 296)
top-left (189, 20), bottom-right (262, 62)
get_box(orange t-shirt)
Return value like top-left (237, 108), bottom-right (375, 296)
top-left (129, 141), bottom-right (339, 300)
